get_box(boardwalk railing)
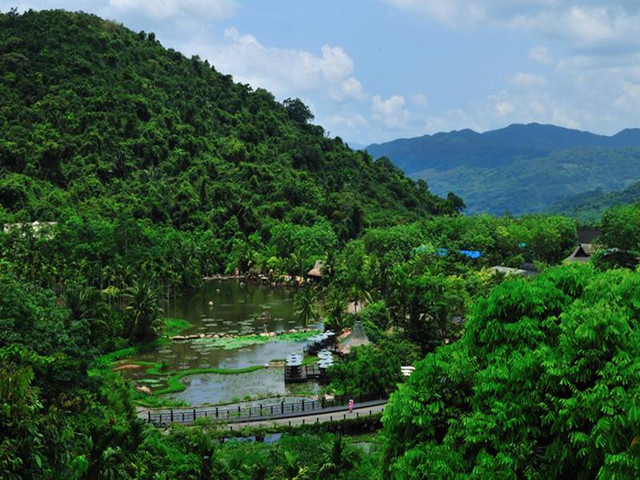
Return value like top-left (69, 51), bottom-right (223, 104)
top-left (146, 396), bottom-right (385, 426)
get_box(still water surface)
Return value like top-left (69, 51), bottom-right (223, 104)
top-left (124, 280), bottom-right (320, 404)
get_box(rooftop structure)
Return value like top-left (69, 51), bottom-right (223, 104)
top-left (338, 320), bottom-right (371, 354)
top-left (307, 260), bottom-right (325, 278)
top-left (565, 244), bottom-right (596, 263)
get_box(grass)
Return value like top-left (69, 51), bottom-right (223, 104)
top-left (95, 317), bottom-right (192, 366)
top-left (163, 318), bottom-right (193, 337)
top-left (190, 330), bottom-right (318, 350)
top-left (302, 355), bottom-right (318, 366)
top-left (104, 321), bottom-right (318, 406)
top-left (99, 346), bottom-right (139, 364)
top-left (276, 331), bottom-right (319, 342)
top-left (192, 335), bottom-right (270, 350)
top-left (153, 365), bottom-right (265, 396)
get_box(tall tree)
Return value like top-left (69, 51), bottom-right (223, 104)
top-left (295, 286), bottom-right (320, 327)
top-left (124, 279), bottom-right (163, 342)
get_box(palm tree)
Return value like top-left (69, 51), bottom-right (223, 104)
top-left (348, 283), bottom-right (372, 316)
top-left (316, 435), bottom-right (361, 477)
top-left (323, 288), bottom-right (347, 331)
top-left (124, 279), bottom-right (163, 342)
top-left (288, 250), bottom-right (307, 280)
top-left (295, 286), bottom-right (319, 327)
top-left (63, 284), bottom-right (111, 343)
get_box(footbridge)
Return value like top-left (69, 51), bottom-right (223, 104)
top-left (142, 397), bottom-right (387, 427)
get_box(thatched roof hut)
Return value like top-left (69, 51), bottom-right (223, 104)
top-left (338, 320), bottom-right (371, 354)
top-left (565, 244), bottom-right (595, 263)
top-left (307, 260), bottom-right (325, 279)
top-left (489, 266), bottom-right (534, 277)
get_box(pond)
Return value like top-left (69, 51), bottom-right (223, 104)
top-left (119, 279), bottom-right (322, 404)
top-left (169, 278), bottom-right (304, 336)
top-left (167, 368), bottom-right (320, 405)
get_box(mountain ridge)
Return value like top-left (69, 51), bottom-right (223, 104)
top-left (0, 9), bottom-right (454, 242)
top-left (366, 123), bottom-right (640, 214)
top-left (366, 123), bottom-right (640, 174)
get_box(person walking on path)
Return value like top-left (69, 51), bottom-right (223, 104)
top-left (348, 398), bottom-right (354, 413)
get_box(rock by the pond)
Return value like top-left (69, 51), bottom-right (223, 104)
top-left (114, 364), bottom-right (144, 371)
top-left (136, 386), bottom-right (152, 395)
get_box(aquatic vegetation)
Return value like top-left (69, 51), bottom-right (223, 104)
top-left (162, 318), bottom-right (193, 337)
top-left (192, 335), bottom-right (270, 350)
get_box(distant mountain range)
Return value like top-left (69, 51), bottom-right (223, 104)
top-left (366, 124), bottom-right (640, 215)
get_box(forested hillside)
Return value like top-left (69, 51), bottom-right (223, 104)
top-left (382, 265), bottom-right (640, 478)
top-left (6, 9), bottom-right (640, 480)
top-left (551, 181), bottom-right (640, 222)
top-left (366, 124), bottom-right (640, 214)
top-left (0, 9), bottom-right (454, 290)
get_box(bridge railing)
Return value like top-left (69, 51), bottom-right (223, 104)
top-left (147, 395), bottom-right (382, 426)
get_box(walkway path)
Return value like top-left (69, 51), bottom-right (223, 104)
top-left (217, 402), bottom-right (386, 430)
top-left (141, 399), bottom-right (386, 427)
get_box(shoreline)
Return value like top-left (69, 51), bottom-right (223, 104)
top-left (202, 273), bottom-right (311, 287)
top-left (171, 327), bottom-right (321, 342)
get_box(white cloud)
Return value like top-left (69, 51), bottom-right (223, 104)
top-left (195, 28), bottom-right (361, 101)
top-left (383, 1), bottom-right (640, 55)
top-left (331, 77), bottom-right (367, 102)
top-left (508, 73), bottom-right (547, 88)
top-left (372, 94), bottom-right (410, 128)
top-left (328, 113), bottom-right (369, 129)
top-left (411, 93), bottom-right (429, 108)
top-left (494, 101), bottom-right (515, 116)
top-left (107, 0), bottom-right (238, 21)
top-left (529, 46), bottom-right (553, 65)
top-left (317, 45), bottom-right (354, 82)
top-left (382, 0), bottom-right (485, 26)
top-left (378, 0), bottom-right (640, 141)
top-left (615, 81), bottom-right (640, 108)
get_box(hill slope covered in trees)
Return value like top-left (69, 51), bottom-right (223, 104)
top-left (0, 8), bottom-right (455, 288)
top-left (550, 181), bottom-right (640, 223)
top-left (366, 124), bottom-right (640, 215)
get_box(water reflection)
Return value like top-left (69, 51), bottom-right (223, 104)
top-left (168, 368), bottom-right (320, 405)
top-left (122, 280), bottom-right (322, 404)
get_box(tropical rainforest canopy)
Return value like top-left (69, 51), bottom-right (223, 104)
top-left (2, 8), bottom-right (640, 480)
top-left (0, 8), bottom-right (459, 291)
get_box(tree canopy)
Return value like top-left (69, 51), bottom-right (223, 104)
top-left (382, 264), bottom-right (640, 479)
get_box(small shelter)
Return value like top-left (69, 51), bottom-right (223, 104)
top-left (565, 244), bottom-right (595, 263)
top-left (284, 353), bottom-right (305, 383)
top-left (401, 366), bottom-right (415, 377)
top-left (307, 260), bottom-right (325, 280)
top-left (3, 221), bottom-right (58, 238)
top-left (338, 320), bottom-right (371, 354)
top-left (577, 227), bottom-right (601, 245)
top-left (489, 266), bottom-right (535, 277)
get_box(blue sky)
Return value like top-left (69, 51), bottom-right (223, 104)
top-left (3, 1), bottom-right (640, 144)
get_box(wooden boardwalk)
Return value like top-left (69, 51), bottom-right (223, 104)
top-left (142, 398), bottom-right (386, 427)
top-left (216, 403), bottom-right (386, 431)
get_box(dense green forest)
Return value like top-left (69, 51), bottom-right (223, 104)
top-left (366, 124), bottom-right (640, 215)
top-left (382, 264), bottom-right (640, 479)
top-left (551, 181), bottom-right (640, 222)
top-left (3, 8), bottom-right (640, 480)
top-left (0, 8), bottom-right (456, 292)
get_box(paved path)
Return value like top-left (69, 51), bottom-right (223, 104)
top-left (217, 403), bottom-right (386, 431)
top-left (140, 399), bottom-right (386, 427)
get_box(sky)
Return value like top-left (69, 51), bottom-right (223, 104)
top-left (3, 1), bottom-right (640, 145)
